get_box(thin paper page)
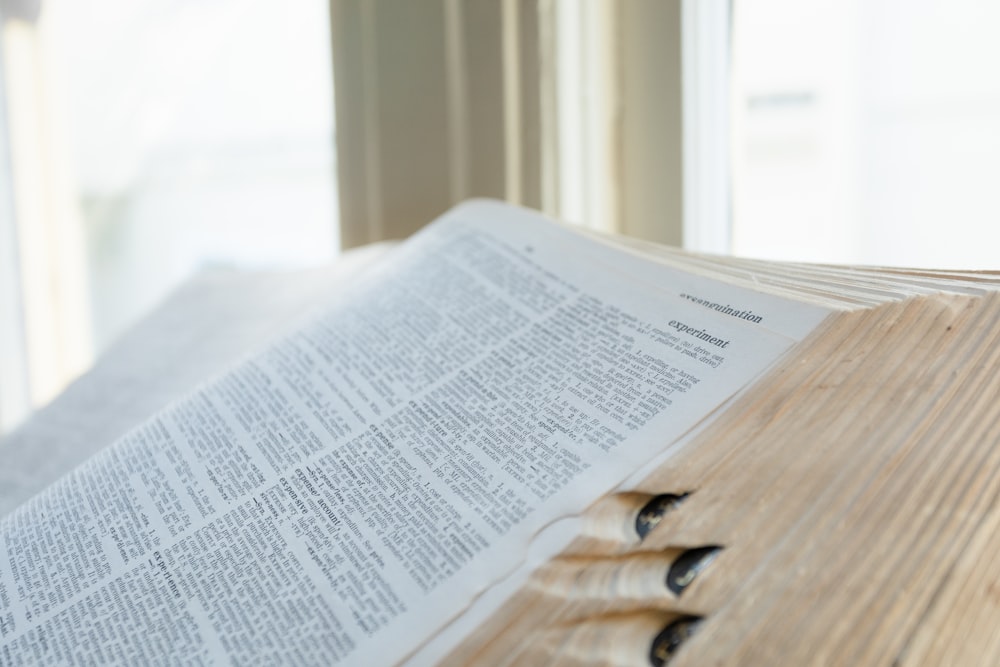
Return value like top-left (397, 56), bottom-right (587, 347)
top-left (0, 202), bottom-right (824, 665)
top-left (0, 244), bottom-right (395, 518)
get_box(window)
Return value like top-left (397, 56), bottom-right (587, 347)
top-left (731, 0), bottom-right (1000, 268)
top-left (0, 0), bottom-right (339, 432)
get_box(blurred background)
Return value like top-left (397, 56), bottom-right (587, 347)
top-left (1, 0), bottom-right (999, 434)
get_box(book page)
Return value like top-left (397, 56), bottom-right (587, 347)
top-left (0, 201), bottom-right (826, 665)
top-left (0, 244), bottom-right (396, 519)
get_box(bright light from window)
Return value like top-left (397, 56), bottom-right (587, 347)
top-left (51, 0), bottom-right (340, 351)
top-left (731, 0), bottom-right (1000, 269)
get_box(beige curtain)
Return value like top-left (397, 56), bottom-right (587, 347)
top-left (329, 0), bottom-right (696, 249)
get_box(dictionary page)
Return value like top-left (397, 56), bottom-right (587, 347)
top-left (0, 201), bottom-right (825, 665)
top-left (0, 244), bottom-right (396, 518)
top-left (405, 203), bottom-right (836, 665)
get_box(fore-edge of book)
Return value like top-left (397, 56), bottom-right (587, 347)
top-left (2, 199), bottom-right (999, 666)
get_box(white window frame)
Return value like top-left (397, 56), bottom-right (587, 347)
top-left (0, 34), bottom-right (30, 432)
top-left (0, 13), bottom-right (92, 433)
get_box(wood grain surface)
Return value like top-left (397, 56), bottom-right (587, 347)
top-left (441, 292), bottom-right (1000, 666)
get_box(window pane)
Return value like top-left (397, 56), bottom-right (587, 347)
top-left (731, 0), bottom-right (1000, 268)
top-left (52, 0), bottom-right (339, 351)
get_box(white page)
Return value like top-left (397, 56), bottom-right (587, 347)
top-left (0, 244), bottom-right (396, 519)
top-left (0, 201), bottom-right (823, 665)
top-left (404, 202), bottom-right (836, 665)
top-left (570, 228), bottom-right (834, 340)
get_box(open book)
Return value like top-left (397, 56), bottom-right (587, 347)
top-left (2, 200), bottom-right (998, 665)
